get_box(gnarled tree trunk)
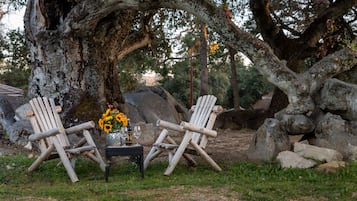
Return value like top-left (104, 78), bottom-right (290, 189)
top-left (24, 0), bottom-right (151, 122)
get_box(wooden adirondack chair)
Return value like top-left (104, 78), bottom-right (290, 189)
top-left (26, 97), bottom-right (106, 183)
top-left (144, 95), bottom-right (223, 176)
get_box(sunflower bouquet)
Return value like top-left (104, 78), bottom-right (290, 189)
top-left (98, 105), bottom-right (128, 133)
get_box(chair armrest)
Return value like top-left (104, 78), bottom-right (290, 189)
top-left (156, 120), bottom-right (185, 132)
top-left (28, 128), bottom-right (60, 141)
top-left (180, 121), bottom-right (217, 137)
top-left (65, 121), bottom-right (95, 135)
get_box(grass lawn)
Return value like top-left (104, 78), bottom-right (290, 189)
top-left (1, 154), bottom-right (356, 201)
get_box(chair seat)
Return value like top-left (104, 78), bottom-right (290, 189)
top-left (66, 145), bottom-right (96, 154)
top-left (154, 143), bottom-right (179, 150)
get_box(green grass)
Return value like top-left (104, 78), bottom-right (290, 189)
top-left (1, 154), bottom-right (356, 201)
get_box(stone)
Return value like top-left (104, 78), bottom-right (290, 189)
top-left (316, 161), bottom-right (346, 173)
top-left (275, 110), bottom-right (315, 134)
top-left (124, 86), bottom-right (189, 125)
top-left (294, 142), bottom-right (343, 162)
top-left (0, 96), bottom-right (16, 130)
top-left (319, 78), bottom-right (357, 121)
top-left (7, 120), bottom-right (33, 146)
top-left (276, 151), bottom-right (316, 168)
top-left (247, 118), bottom-right (291, 162)
top-left (14, 103), bottom-right (32, 121)
top-left (313, 112), bottom-right (357, 160)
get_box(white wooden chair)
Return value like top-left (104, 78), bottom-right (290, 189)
top-left (26, 97), bottom-right (106, 183)
top-left (144, 95), bottom-right (223, 176)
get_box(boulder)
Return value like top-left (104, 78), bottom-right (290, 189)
top-left (0, 96), bottom-right (16, 130)
top-left (14, 103), bottom-right (32, 121)
top-left (276, 151), bottom-right (316, 168)
top-left (293, 142), bottom-right (343, 162)
top-left (6, 120), bottom-right (33, 146)
top-left (124, 86), bottom-right (189, 125)
top-left (319, 78), bottom-right (357, 121)
top-left (312, 113), bottom-right (357, 160)
top-left (247, 118), bottom-right (291, 162)
top-left (275, 110), bottom-right (315, 134)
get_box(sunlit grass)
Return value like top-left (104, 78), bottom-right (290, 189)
top-left (1, 154), bottom-right (356, 200)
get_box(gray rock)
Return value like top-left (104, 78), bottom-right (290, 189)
top-left (247, 118), bottom-right (291, 162)
top-left (275, 110), bottom-right (315, 134)
top-left (7, 120), bottom-right (33, 146)
top-left (312, 113), bottom-right (357, 160)
top-left (0, 96), bottom-right (16, 130)
top-left (14, 103), bottom-right (32, 121)
top-left (124, 86), bottom-right (189, 125)
top-left (293, 142), bottom-right (343, 162)
top-left (276, 151), bottom-right (316, 168)
top-left (319, 79), bottom-right (357, 121)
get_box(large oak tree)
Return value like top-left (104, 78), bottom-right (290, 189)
top-left (24, 0), bottom-right (356, 128)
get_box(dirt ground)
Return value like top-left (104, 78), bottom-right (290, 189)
top-left (205, 128), bottom-right (254, 162)
top-left (0, 128), bottom-right (255, 160)
top-left (137, 128), bottom-right (255, 166)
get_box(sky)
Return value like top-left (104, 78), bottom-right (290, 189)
top-left (2, 7), bottom-right (25, 31)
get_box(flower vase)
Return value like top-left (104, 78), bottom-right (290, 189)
top-left (106, 131), bottom-right (121, 146)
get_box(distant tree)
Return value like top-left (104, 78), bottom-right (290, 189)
top-left (199, 22), bottom-right (209, 96)
top-left (0, 29), bottom-right (30, 88)
top-left (229, 48), bottom-right (240, 111)
top-left (161, 58), bottom-right (231, 108)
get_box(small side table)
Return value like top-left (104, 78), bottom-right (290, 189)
top-left (105, 145), bottom-right (144, 182)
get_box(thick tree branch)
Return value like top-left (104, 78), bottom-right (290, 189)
top-left (301, 0), bottom-right (357, 48)
top-left (249, 0), bottom-right (290, 58)
top-left (27, 0), bottom-right (356, 115)
top-left (304, 46), bottom-right (357, 94)
top-left (117, 32), bottom-right (151, 60)
top-left (249, 0), bottom-right (357, 62)
top-left (112, 0), bottom-right (357, 115)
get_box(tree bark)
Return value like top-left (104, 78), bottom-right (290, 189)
top-left (200, 22), bottom-right (208, 96)
top-left (24, 0), bottom-right (151, 121)
top-left (229, 48), bottom-right (240, 111)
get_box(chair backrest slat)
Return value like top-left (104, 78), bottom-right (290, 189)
top-left (28, 97), bottom-right (70, 147)
top-left (189, 95), bottom-right (217, 143)
top-left (49, 98), bottom-right (70, 146)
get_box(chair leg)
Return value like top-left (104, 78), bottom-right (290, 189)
top-left (52, 137), bottom-right (79, 183)
top-left (70, 158), bottom-right (76, 169)
top-left (28, 144), bottom-right (55, 172)
top-left (164, 132), bottom-right (193, 176)
top-left (166, 135), bottom-right (197, 166)
top-left (144, 147), bottom-right (163, 170)
top-left (190, 140), bottom-right (222, 172)
top-left (83, 130), bottom-right (106, 172)
top-left (144, 129), bottom-right (169, 169)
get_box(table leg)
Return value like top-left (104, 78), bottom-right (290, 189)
top-left (105, 158), bottom-right (111, 182)
top-left (139, 154), bottom-right (144, 179)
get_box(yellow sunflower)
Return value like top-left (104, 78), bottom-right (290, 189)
top-left (98, 119), bottom-right (104, 129)
top-left (103, 124), bottom-right (112, 133)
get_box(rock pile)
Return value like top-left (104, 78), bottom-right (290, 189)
top-left (246, 79), bottom-right (357, 172)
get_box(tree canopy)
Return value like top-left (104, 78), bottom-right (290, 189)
top-left (0, 0), bottom-right (355, 122)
